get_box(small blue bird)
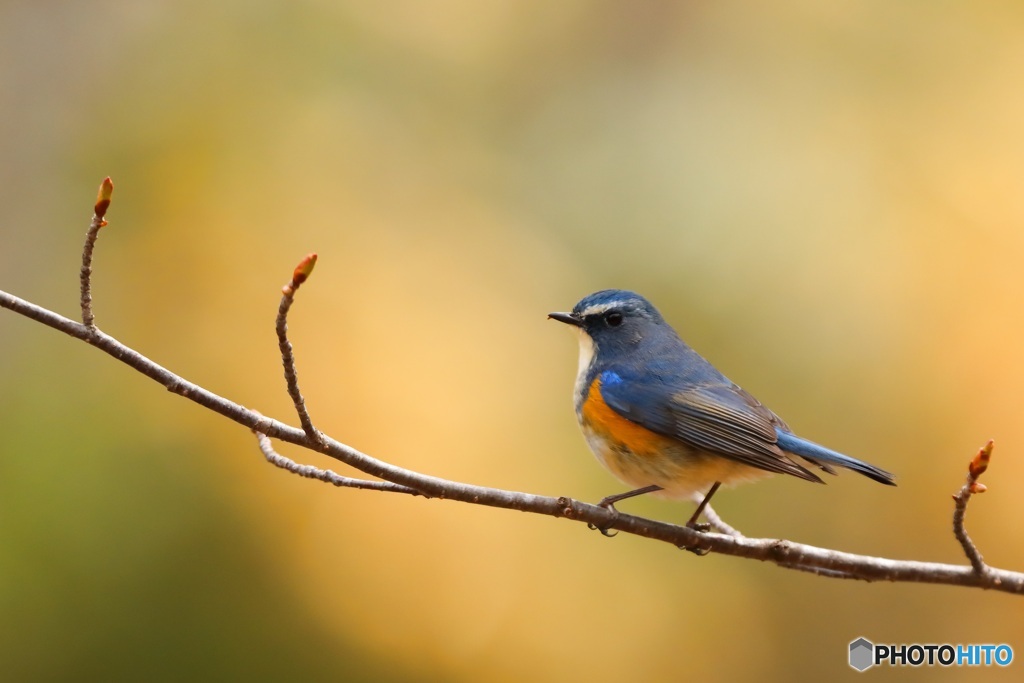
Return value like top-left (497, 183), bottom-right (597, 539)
top-left (549, 289), bottom-right (895, 532)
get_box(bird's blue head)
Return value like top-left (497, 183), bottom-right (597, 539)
top-left (548, 289), bottom-right (672, 364)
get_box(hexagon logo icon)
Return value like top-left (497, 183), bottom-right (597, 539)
top-left (849, 637), bottom-right (875, 671)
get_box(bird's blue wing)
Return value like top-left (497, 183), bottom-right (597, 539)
top-left (598, 369), bottom-right (823, 482)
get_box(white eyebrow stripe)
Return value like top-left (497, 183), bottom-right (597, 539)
top-left (578, 301), bottom-right (634, 317)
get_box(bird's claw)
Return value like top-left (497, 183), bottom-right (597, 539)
top-left (588, 500), bottom-right (621, 537)
top-left (587, 522), bottom-right (618, 537)
top-left (678, 520), bottom-right (712, 555)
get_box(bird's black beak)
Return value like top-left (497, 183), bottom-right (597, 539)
top-left (548, 311), bottom-right (583, 328)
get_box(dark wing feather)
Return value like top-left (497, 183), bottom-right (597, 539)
top-left (600, 375), bottom-right (822, 483)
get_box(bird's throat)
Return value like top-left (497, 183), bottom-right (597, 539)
top-left (573, 330), bottom-right (596, 408)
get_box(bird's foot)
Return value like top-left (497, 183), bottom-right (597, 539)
top-left (679, 520), bottom-right (712, 556)
top-left (682, 544), bottom-right (712, 556)
top-left (588, 496), bottom-right (622, 537)
top-left (587, 485), bottom-right (663, 538)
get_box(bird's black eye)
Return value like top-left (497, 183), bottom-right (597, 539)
top-left (605, 311), bottom-right (623, 327)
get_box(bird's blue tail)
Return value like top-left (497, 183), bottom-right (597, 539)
top-left (775, 430), bottom-right (896, 486)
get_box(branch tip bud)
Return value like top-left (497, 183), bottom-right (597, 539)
top-left (292, 252), bottom-right (318, 285)
top-left (969, 439), bottom-right (994, 479)
top-left (94, 177), bottom-right (114, 219)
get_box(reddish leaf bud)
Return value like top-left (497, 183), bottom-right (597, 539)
top-left (292, 252), bottom-right (318, 285)
top-left (95, 177), bottom-right (114, 219)
top-left (968, 439), bottom-right (994, 479)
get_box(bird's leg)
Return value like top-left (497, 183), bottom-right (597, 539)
top-left (686, 481), bottom-right (722, 531)
top-left (680, 481), bottom-right (722, 556)
top-left (597, 484), bottom-right (663, 509)
top-left (588, 484), bottom-right (663, 537)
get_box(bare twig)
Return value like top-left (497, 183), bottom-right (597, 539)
top-left (3, 178), bottom-right (1023, 595)
top-left (952, 439), bottom-right (993, 574)
top-left (700, 500), bottom-right (743, 538)
top-left (276, 253), bottom-right (321, 442)
top-left (774, 563), bottom-right (865, 581)
top-left (254, 428), bottom-right (423, 496)
top-left (79, 177), bottom-right (113, 328)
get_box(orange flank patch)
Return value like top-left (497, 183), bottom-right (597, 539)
top-left (581, 377), bottom-right (673, 457)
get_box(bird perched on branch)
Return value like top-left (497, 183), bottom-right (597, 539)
top-left (549, 289), bottom-right (896, 534)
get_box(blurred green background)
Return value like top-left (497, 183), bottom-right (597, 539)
top-left (2, 1), bottom-right (1023, 681)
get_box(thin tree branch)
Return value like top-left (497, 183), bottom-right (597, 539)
top-left (275, 253), bottom-right (321, 442)
top-left (773, 561), bottom-right (865, 581)
top-left (79, 177), bottom-right (113, 328)
top-left (699, 499), bottom-right (743, 538)
top-left (952, 440), bottom-right (993, 574)
top-left (2, 178), bottom-right (1022, 595)
top-left (254, 427), bottom-right (423, 496)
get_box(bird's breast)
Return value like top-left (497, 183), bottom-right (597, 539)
top-left (579, 377), bottom-right (671, 457)
top-left (577, 375), bottom-right (771, 498)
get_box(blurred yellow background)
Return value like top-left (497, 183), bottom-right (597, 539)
top-left (2, 1), bottom-right (1023, 681)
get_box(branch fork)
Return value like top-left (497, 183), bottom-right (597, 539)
top-left (952, 440), bottom-right (994, 576)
